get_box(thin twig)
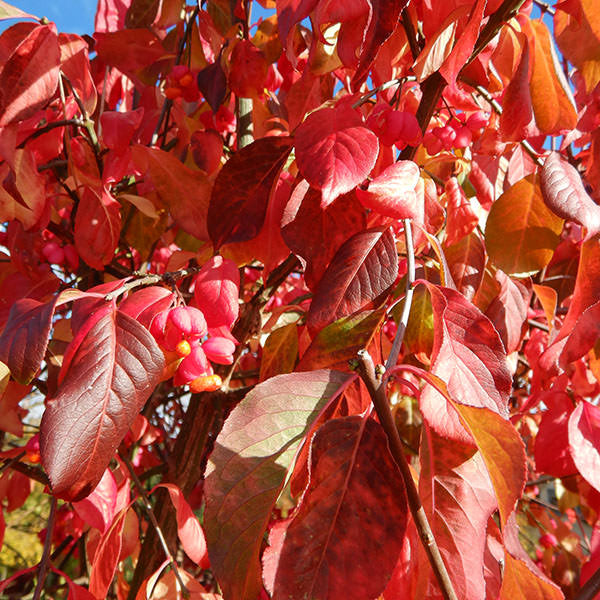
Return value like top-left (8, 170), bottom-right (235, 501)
top-left (32, 497), bottom-right (57, 600)
top-left (356, 350), bottom-right (459, 600)
top-left (120, 452), bottom-right (189, 598)
top-left (387, 219), bottom-right (416, 370)
top-left (352, 78), bottom-right (406, 109)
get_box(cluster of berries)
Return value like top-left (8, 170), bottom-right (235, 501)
top-left (366, 104), bottom-right (422, 149)
top-left (164, 65), bottom-right (200, 102)
top-left (41, 229), bottom-right (79, 270)
top-left (423, 111), bottom-right (489, 154)
top-left (150, 305), bottom-right (235, 393)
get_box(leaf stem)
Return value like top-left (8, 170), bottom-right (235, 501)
top-left (386, 219), bottom-right (415, 370)
top-left (32, 496), bottom-right (57, 600)
top-left (120, 452), bottom-right (190, 599)
top-left (356, 350), bottom-right (459, 600)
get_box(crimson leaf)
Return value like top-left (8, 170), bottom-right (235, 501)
top-left (307, 226), bottom-right (398, 334)
top-left (40, 305), bottom-right (164, 501)
top-left (264, 416), bottom-right (407, 600)
top-left (208, 136), bottom-right (293, 249)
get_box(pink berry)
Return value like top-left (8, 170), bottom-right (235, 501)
top-left (174, 346), bottom-right (212, 385)
top-left (202, 336), bottom-right (236, 365)
top-left (423, 131), bottom-right (443, 155)
top-left (42, 242), bottom-right (65, 265)
top-left (539, 533), bottom-right (558, 549)
top-left (466, 111), bottom-right (488, 131)
top-left (453, 125), bottom-right (472, 149)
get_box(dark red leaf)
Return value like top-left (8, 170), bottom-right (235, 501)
top-left (351, 0), bottom-right (408, 88)
top-left (0, 24), bottom-right (60, 126)
top-left (307, 226), bottom-right (398, 334)
top-left (40, 305), bottom-right (165, 501)
top-left (204, 370), bottom-right (352, 600)
top-left (0, 297), bottom-right (56, 384)
top-left (540, 151), bottom-right (600, 239)
top-left (196, 60), bottom-right (227, 112)
top-left (208, 136), bottom-right (293, 249)
top-left (281, 180), bottom-right (366, 290)
top-left (294, 104), bottom-right (379, 206)
top-left (264, 416), bottom-right (407, 600)
top-left (125, 0), bottom-right (161, 28)
top-left (419, 283), bottom-right (512, 443)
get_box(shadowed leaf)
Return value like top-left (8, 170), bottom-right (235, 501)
top-left (204, 370), bottom-right (352, 600)
top-left (265, 417), bottom-right (407, 600)
top-left (40, 306), bottom-right (165, 501)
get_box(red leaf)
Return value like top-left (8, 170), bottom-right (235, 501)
top-left (438, 0), bottom-right (486, 85)
top-left (355, 160), bottom-right (424, 221)
top-left (94, 29), bottom-right (165, 77)
top-left (229, 40), bottom-right (269, 99)
top-left (193, 256), bottom-right (240, 331)
top-left (419, 427), bottom-right (497, 600)
top-left (95, 0), bottom-right (132, 33)
top-left (500, 552), bottom-right (564, 600)
top-left (307, 226), bottom-right (398, 334)
top-left (276, 0), bottom-right (319, 54)
top-left (72, 468), bottom-right (118, 534)
top-left (265, 417), bottom-right (407, 600)
top-left (208, 136), bottom-right (293, 249)
top-left (118, 286), bottom-right (174, 329)
top-left (499, 35), bottom-right (538, 141)
top-left (540, 152), bottom-right (600, 239)
top-left (485, 271), bottom-right (531, 354)
top-left (569, 400), bottom-right (600, 493)
top-left (40, 306), bottom-right (165, 501)
top-left (0, 148), bottom-right (49, 230)
top-left (281, 180), bottom-right (366, 290)
top-left (156, 483), bottom-right (207, 565)
top-left (351, 0), bottom-right (408, 88)
top-left (294, 104), bottom-right (379, 206)
top-left (51, 567), bottom-right (95, 600)
top-left (88, 509), bottom-right (126, 599)
top-left (534, 392), bottom-right (577, 477)
top-left (444, 233), bottom-right (485, 301)
top-left (560, 300), bottom-right (600, 367)
top-left (419, 283), bottom-right (512, 443)
top-left (0, 24), bottom-right (60, 126)
top-left (0, 297), bottom-right (56, 384)
top-left (132, 145), bottom-right (212, 241)
top-left (74, 187), bottom-right (122, 270)
top-left (204, 370), bottom-right (352, 600)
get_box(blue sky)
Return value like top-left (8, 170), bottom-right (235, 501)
top-left (5, 0), bottom-right (97, 33)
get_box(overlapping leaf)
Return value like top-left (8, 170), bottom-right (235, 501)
top-left (203, 370), bottom-right (352, 600)
top-left (281, 181), bottom-right (366, 290)
top-left (418, 283), bottom-right (512, 443)
top-left (265, 417), bottom-right (407, 600)
top-left (307, 226), bottom-right (397, 334)
top-left (40, 305), bottom-right (165, 500)
top-left (207, 136), bottom-right (293, 249)
top-left (294, 104), bottom-right (379, 206)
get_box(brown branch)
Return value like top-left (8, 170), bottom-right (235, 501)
top-left (32, 497), bottom-right (57, 600)
top-left (402, 8), bottom-right (421, 60)
top-left (356, 350), bottom-right (459, 600)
